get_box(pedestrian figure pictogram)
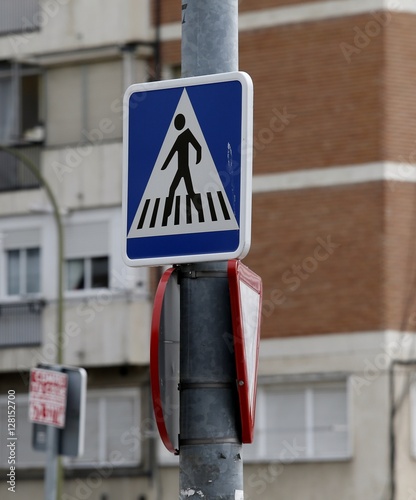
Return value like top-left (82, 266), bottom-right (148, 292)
top-left (161, 113), bottom-right (204, 226)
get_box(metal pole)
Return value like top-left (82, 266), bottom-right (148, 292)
top-left (179, 2), bottom-right (243, 499)
top-left (45, 423), bottom-right (60, 500)
top-left (181, 1), bottom-right (238, 77)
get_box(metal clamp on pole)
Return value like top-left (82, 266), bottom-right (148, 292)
top-left (179, 269), bottom-right (229, 280)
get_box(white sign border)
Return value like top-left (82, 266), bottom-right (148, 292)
top-left (122, 71), bottom-right (253, 267)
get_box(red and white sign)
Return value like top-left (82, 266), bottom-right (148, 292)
top-left (29, 368), bottom-right (68, 428)
top-left (150, 267), bottom-right (180, 454)
top-left (228, 259), bottom-right (262, 443)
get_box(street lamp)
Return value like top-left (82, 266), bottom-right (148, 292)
top-left (0, 145), bottom-right (65, 500)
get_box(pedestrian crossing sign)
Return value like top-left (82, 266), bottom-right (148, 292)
top-left (122, 71), bottom-right (253, 267)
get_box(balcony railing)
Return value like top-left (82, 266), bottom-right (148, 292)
top-left (0, 300), bottom-right (44, 347)
top-left (0, 145), bottom-right (41, 192)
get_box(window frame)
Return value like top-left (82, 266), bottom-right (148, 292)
top-left (64, 387), bottom-right (142, 469)
top-left (65, 255), bottom-right (110, 294)
top-left (0, 62), bottom-right (42, 146)
top-left (243, 376), bottom-right (352, 464)
top-left (5, 246), bottom-right (41, 297)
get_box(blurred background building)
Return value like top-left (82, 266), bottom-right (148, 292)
top-left (0, 0), bottom-right (416, 498)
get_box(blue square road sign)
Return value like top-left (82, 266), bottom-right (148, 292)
top-left (122, 71), bottom-right (253, 267)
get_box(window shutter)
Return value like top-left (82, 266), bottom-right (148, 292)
top-left (86, 61), bottom-right (123, 139)
top-left (47, 66), bottom-right (83, 145)
top-left (313, 386), bottom-right (349, 459)
top-left (74, 396), bottom-right (101, 464)
top-left (265, 388), bottom-right (307, 460)
top-left (3, 229), bottom-right (40, 249)
top-left (106, 394), bottom-right (141, 464)
top-left (69, 389), bottom-right (141, 467)
top-left (65, 222), bottom-right (108, 259)
top-left (242, 380), bottom-right (350, 463)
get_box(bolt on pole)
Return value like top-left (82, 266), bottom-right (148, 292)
top-left (179, 1), bottom-right (243, 499)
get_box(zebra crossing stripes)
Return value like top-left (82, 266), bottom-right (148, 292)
top-left (137, 199), bottom-right (150, 230)
top-left (136, 191), bottom-right (232, 231)
top-left (150, 198), bottom-right (160, 228)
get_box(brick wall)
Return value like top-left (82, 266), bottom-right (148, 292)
top-left (239, 15), bottom-right (385, 174)
top-left (246, 183), bottom-right (384, 337)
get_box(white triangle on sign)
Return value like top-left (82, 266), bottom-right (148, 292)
top-left (239, 281), bottom-right (261, 410)
top-left (128, 89), bottom-right (239, 238)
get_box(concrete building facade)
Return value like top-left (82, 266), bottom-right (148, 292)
top-left (0, 0), bottom-right (416, 499)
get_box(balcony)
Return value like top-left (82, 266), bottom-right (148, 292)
top-left (0, 145), bottom-right (41, 192)
top-left (0, 299), bottom-right (44, 347)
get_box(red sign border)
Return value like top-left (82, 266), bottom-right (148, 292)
top-left (228, 259), bottom-right (262, 443)
top-left (150, 267), bottom-right (179, 455)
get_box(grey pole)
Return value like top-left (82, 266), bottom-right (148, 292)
top-left (181, 1), bottom-right (238, 77)
top-left (45, 425), bottom-right (60, 500)
top-left (179, 1), bottom-right (243, 499)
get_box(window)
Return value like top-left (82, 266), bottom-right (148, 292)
top-left (0, 0), bottom-right (41, 36)
top-left (6, 247), bottom-right (40, 295)
top-left (244, 380), bottom-right (351, 462)
top-left (0, 62), bottom-right (42, 145)
top-left (66, 256), bottom-right (109, 291)
top-left (67, 389), bottom-right (141, 468)
top-left (64, 221), bottom-right (109, 292)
